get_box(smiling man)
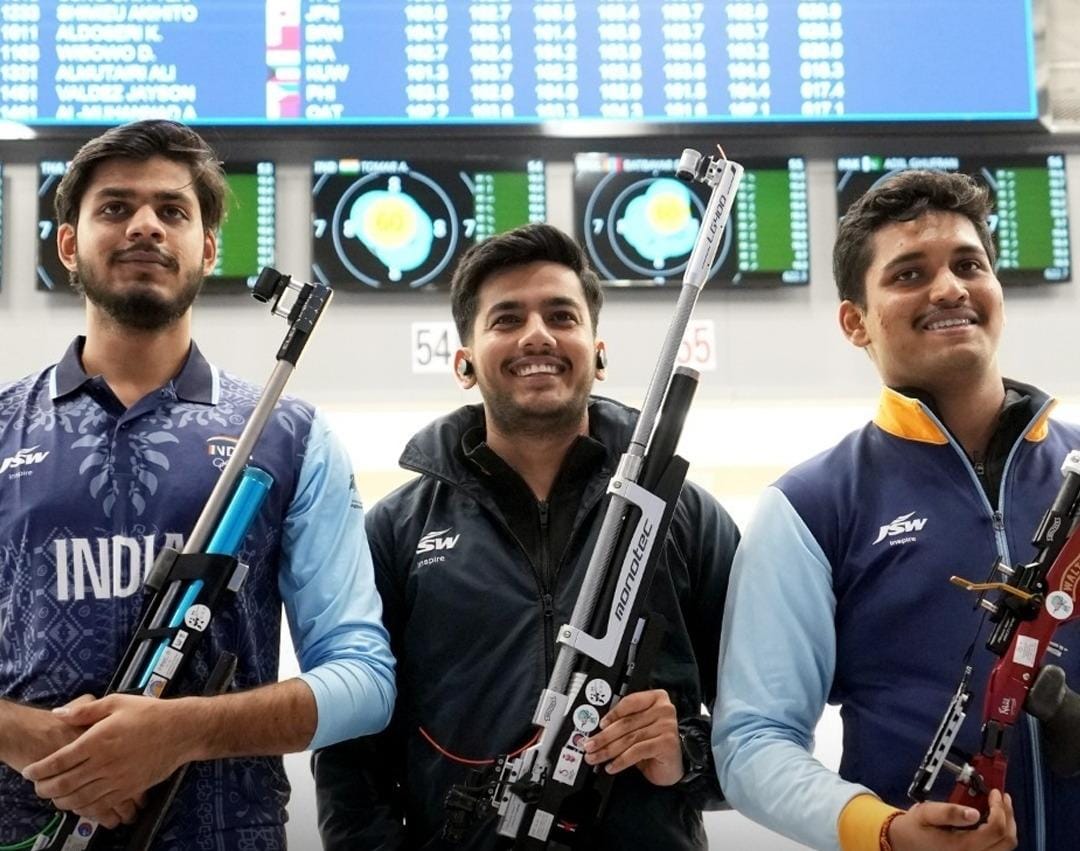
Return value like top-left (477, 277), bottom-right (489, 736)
top-left (713, 170), bottom-right (1080, 851)
top-left (314, 223), bottom-right (739, 849)
top-left (0, 120), bottom-right (395, 849)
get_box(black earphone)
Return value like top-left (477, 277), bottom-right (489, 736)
top-left (595, 349), bottom-right (607, 371)
top-left (457, 359), bottom-right (474, 378)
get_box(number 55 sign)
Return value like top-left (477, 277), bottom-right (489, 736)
top-left (412, 322), bottom-right (462, 374)
top-left (677, 319), bottom-right (716, 371)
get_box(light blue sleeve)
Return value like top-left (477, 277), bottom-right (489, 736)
top-left (278, 408), bottom-right (396, 749)
top-left (712, 486), bottom-right (874, 851)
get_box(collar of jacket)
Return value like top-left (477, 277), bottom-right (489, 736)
top-left (398, 395), bottom-right (639, 491)
top-left (873, 378), bottom-right (1056, 446)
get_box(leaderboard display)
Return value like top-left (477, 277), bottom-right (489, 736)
top-left (836, 155), bottom-right (1071, 285)
top-left (575, 153), bottom-right (809, 287)
top-left (311, 157), bottom-right (546, 290)
top-left (0, 1), bottom-right (1036, 126)
top-left (36, 159), bottom-right (276, 292)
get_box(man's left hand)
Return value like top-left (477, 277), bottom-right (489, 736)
top-left (22, 693), bottom-right (192, 821)
top-left (582, 689), bottom-right (684, 786)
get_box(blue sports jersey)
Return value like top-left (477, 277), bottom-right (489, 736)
top-left (0, 338), bottom-right (395, 849)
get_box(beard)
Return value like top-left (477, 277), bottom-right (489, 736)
top-left (482, 377), bottom-right (594, 439)
top-left (74, 253), bottom-right (204, 332)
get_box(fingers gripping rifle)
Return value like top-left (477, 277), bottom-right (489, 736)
top-left (33, 270), bottom-right (331, 851)
top-left (443, 148), bottom-right (742, 849)
top-left (910, 450), bottom-right (1080, 816)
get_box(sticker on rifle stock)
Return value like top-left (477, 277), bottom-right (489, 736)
top-left (172, 630), bottom-right (188, 650)
top-left (585, 678), bottom-right (612, 707)
top-left (1046, 591), bottom-right (1074, 620)
top-left (184, 604), bottom-right (211, 632)
top-left (553, 745), bottom-right (584, 785)
top-left (573, 704), bottom-right (600, 733)
top-left (144, 674), bottom-right (169, 698)
top-left (528, 810), bottom-right (554, 841)
top-left (154, 646), bottom-right (183, 679)
top-left (1013, 635), bottom-right (1040, 668)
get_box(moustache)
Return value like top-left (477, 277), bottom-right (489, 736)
top-left (110, 244), bottom-right (179, 270)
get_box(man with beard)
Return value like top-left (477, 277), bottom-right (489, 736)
top-left (314, 223), bottom-right (739, 849)
top-left (0, 120), bottom-right (396, 849)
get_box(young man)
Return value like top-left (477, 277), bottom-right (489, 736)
top-left (714, 170), bottom-right (1080, 850)
top-left (314, 223), bottom-right (739, 849)
top-left (0, 120), bottom-right (395, 848)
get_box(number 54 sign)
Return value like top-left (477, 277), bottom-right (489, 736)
top-left (677, 319), bottom-right (716, 371)
top-left (412, 322), bottom-right (462, 374)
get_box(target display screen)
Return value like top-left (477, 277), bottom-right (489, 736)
top-left (36, 159), bottom-right (276, 293)
top-left (311, 157), bottom-right (547, 291)
top-left (836, 154), bottom-right (1071, 285)
top-left (574, 152), bottom-right (809, 287)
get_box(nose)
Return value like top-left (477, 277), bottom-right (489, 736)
top-left (125, 204), bottom-right (166, 243)
top-left (518, 311), bottom-right (556, 349)
top-left (929, 267), bottom-right (967, 305)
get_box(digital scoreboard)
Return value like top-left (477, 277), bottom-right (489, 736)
top-left (575, 153), bottom-right (809, 287)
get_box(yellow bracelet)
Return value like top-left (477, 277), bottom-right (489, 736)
top-left (879, 811), bottom-right (904, 851)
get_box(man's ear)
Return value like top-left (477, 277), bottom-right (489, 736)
top-left (202, 228), bottom-right (218, 275)
top-left (57, 222), bottom-right (78, 272)
top-left (453, 348), bottom-right (476, 389)
top-left (838, 300), bottom-right (870, 349)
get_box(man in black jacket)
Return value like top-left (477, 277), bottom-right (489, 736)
top-left (314, 223), bottom-right (738, 849)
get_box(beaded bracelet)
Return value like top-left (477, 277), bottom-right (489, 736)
top-left (879, 811), bottom-right (904, 851)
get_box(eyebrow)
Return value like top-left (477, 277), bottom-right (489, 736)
top-left (91, 187), bottom-right (193, 205)
top-left (881, 244), bottom-right (986, 270)
top-left (485, 296), bottom-right (582, 316)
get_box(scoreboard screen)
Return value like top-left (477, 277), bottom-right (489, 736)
top-left (311, 157), bottom-right (546, 291)
top-left (575, 153), bottom-right (809, 287)
top-left (0, 1), bottom-right (1037, 127)
top-left (836, 154), bottom-right (1071, 285)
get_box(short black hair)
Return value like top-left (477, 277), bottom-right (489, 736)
top-left (55, 119), bottom-right (227, 233)
top-left (833, 169), bottom-right (996, 306)
top-left (450, 223), bottom-right (603, 343)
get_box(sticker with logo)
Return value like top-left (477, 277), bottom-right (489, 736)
top-left (872, 511), bottom-right (928, 546)
top-left (573, 704), bottom-right (600, 733)
top-left (144, 674), bottom-right (169, 698)
top-left (1, 445), bottom-right (50, 477)
top-left (1046, 591), bottom-right (1074, 621)
top-left (553, 744), bottom-right (584, 786)
top-left (585, 678), bottom-right (612, 707)
top-left (184, 603), bottom-right (212, 632)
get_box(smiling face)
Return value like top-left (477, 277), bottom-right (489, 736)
top-left (839, 210), bottom-right (1004, 395)
top-left (58, 155), bottom-right (217, 331)
top-left (456, 260), bottom-right (605, 437)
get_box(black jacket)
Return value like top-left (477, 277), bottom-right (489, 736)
top-left (314, 398), bottom-right (739, 850)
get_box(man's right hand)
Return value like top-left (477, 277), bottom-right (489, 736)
top-left (0, 697), bottom-right (142, 828)
top-left (888, 789), bottom-right (1017, 851)
top-left (0, 697), bottom-right (92, 775)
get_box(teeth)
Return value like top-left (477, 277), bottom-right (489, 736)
top-left (514, 363), bottom-right (560, 376)
top-left (926, 318), bottom-right (973, 330)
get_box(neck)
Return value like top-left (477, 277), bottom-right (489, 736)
top-left (927, 371), bottom-right (1007, 460)
top-left (82, 307), bottom-right (192, 408)
top-left (484, 417), bottom-right (587, 501)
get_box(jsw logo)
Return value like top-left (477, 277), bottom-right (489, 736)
top-left (0, 445), bottom-right (49, 474)
top-left (873, 511), bottom-right (928, 545)
top-left (416, 528), bottom-right (460, 555)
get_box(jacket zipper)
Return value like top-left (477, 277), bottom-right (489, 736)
top-left (923, 399), bottom-right (1052, 851)
top-left (538, 500), bottom-right (554, 674)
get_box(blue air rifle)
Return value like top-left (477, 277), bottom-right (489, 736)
top-left (30, 269), bottom-right (331, 851)
top-left (443, 147), bottom-right (742, 849)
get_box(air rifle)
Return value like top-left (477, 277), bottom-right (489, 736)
top-left (910, 450), bottom-right (1080, 814)
top-left (30, 269), bottom-right (331, 851)
top-left (443, 147), bottom-right (742, 849)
